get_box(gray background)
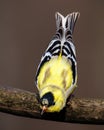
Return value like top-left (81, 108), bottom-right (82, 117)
top-left (0, 0), bottom-right (104, 129)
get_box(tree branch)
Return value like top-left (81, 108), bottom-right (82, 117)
top-left (0, 85), bottom-right (104, 124)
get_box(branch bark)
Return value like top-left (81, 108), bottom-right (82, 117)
top-left (0, 85), bottom-right (104, 124)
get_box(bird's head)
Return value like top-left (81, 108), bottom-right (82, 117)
top-left (40, 87), bottom-right (66, 114)
top-left (40, 92), bottom-right (55, 114)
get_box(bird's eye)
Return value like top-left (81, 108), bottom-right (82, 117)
top-left (42, 99), bottom-right (49, 106)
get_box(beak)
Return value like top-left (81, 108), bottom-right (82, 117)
top-left (41, 106), bottom-right (47, 115)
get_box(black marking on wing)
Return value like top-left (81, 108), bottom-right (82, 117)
top-left (47, 40), bottom-right (61, 56)
top-left (65, 30), bottom-right (72, 41)
top-left (64, 42), bottom-right (76, 60)
top-left (35, 53), bottom-right (51, 81)
top-left (58, 28), bottom-right (63, 37)
top-left (53, 28), bottom-right (63, 40)
top-left (47, 40), bottom-right (61, 52)
top-left (36, 40), bottom-right (61, 80)
top-left (62, 45), bottom-right (71, 56)
top-left (62, 41), bottom-right (76, 84)
top-left (68, 57), bottom-right (76, 84)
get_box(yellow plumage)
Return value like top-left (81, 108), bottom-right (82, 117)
top-left (36, 12), bottom-right (79, 113)
top-left (38, 56), bottom-right (72, 91)
top-left (37, 56), bottom-right (73, 112)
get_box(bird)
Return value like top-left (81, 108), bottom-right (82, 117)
top-left (35, 12), bottom-right (80, 114)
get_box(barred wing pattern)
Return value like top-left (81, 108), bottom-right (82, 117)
top-left (36, 12), bottom-right (79, 86)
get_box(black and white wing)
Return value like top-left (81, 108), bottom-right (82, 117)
top-left (35, 12), bottom-right (79, 86)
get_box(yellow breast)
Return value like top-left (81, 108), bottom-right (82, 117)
top-left (37, 56), bottom-right (73, 91)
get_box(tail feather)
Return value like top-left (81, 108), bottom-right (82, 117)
top-left (55, 12), bottom-right (64, 29)
top-left (55, 12), bottom-right (80, 34)
top-left (66, 12), bottom-right (80, 34)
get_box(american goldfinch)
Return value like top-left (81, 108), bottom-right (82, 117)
top-left (35, 12), bottom-right (79, 114)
